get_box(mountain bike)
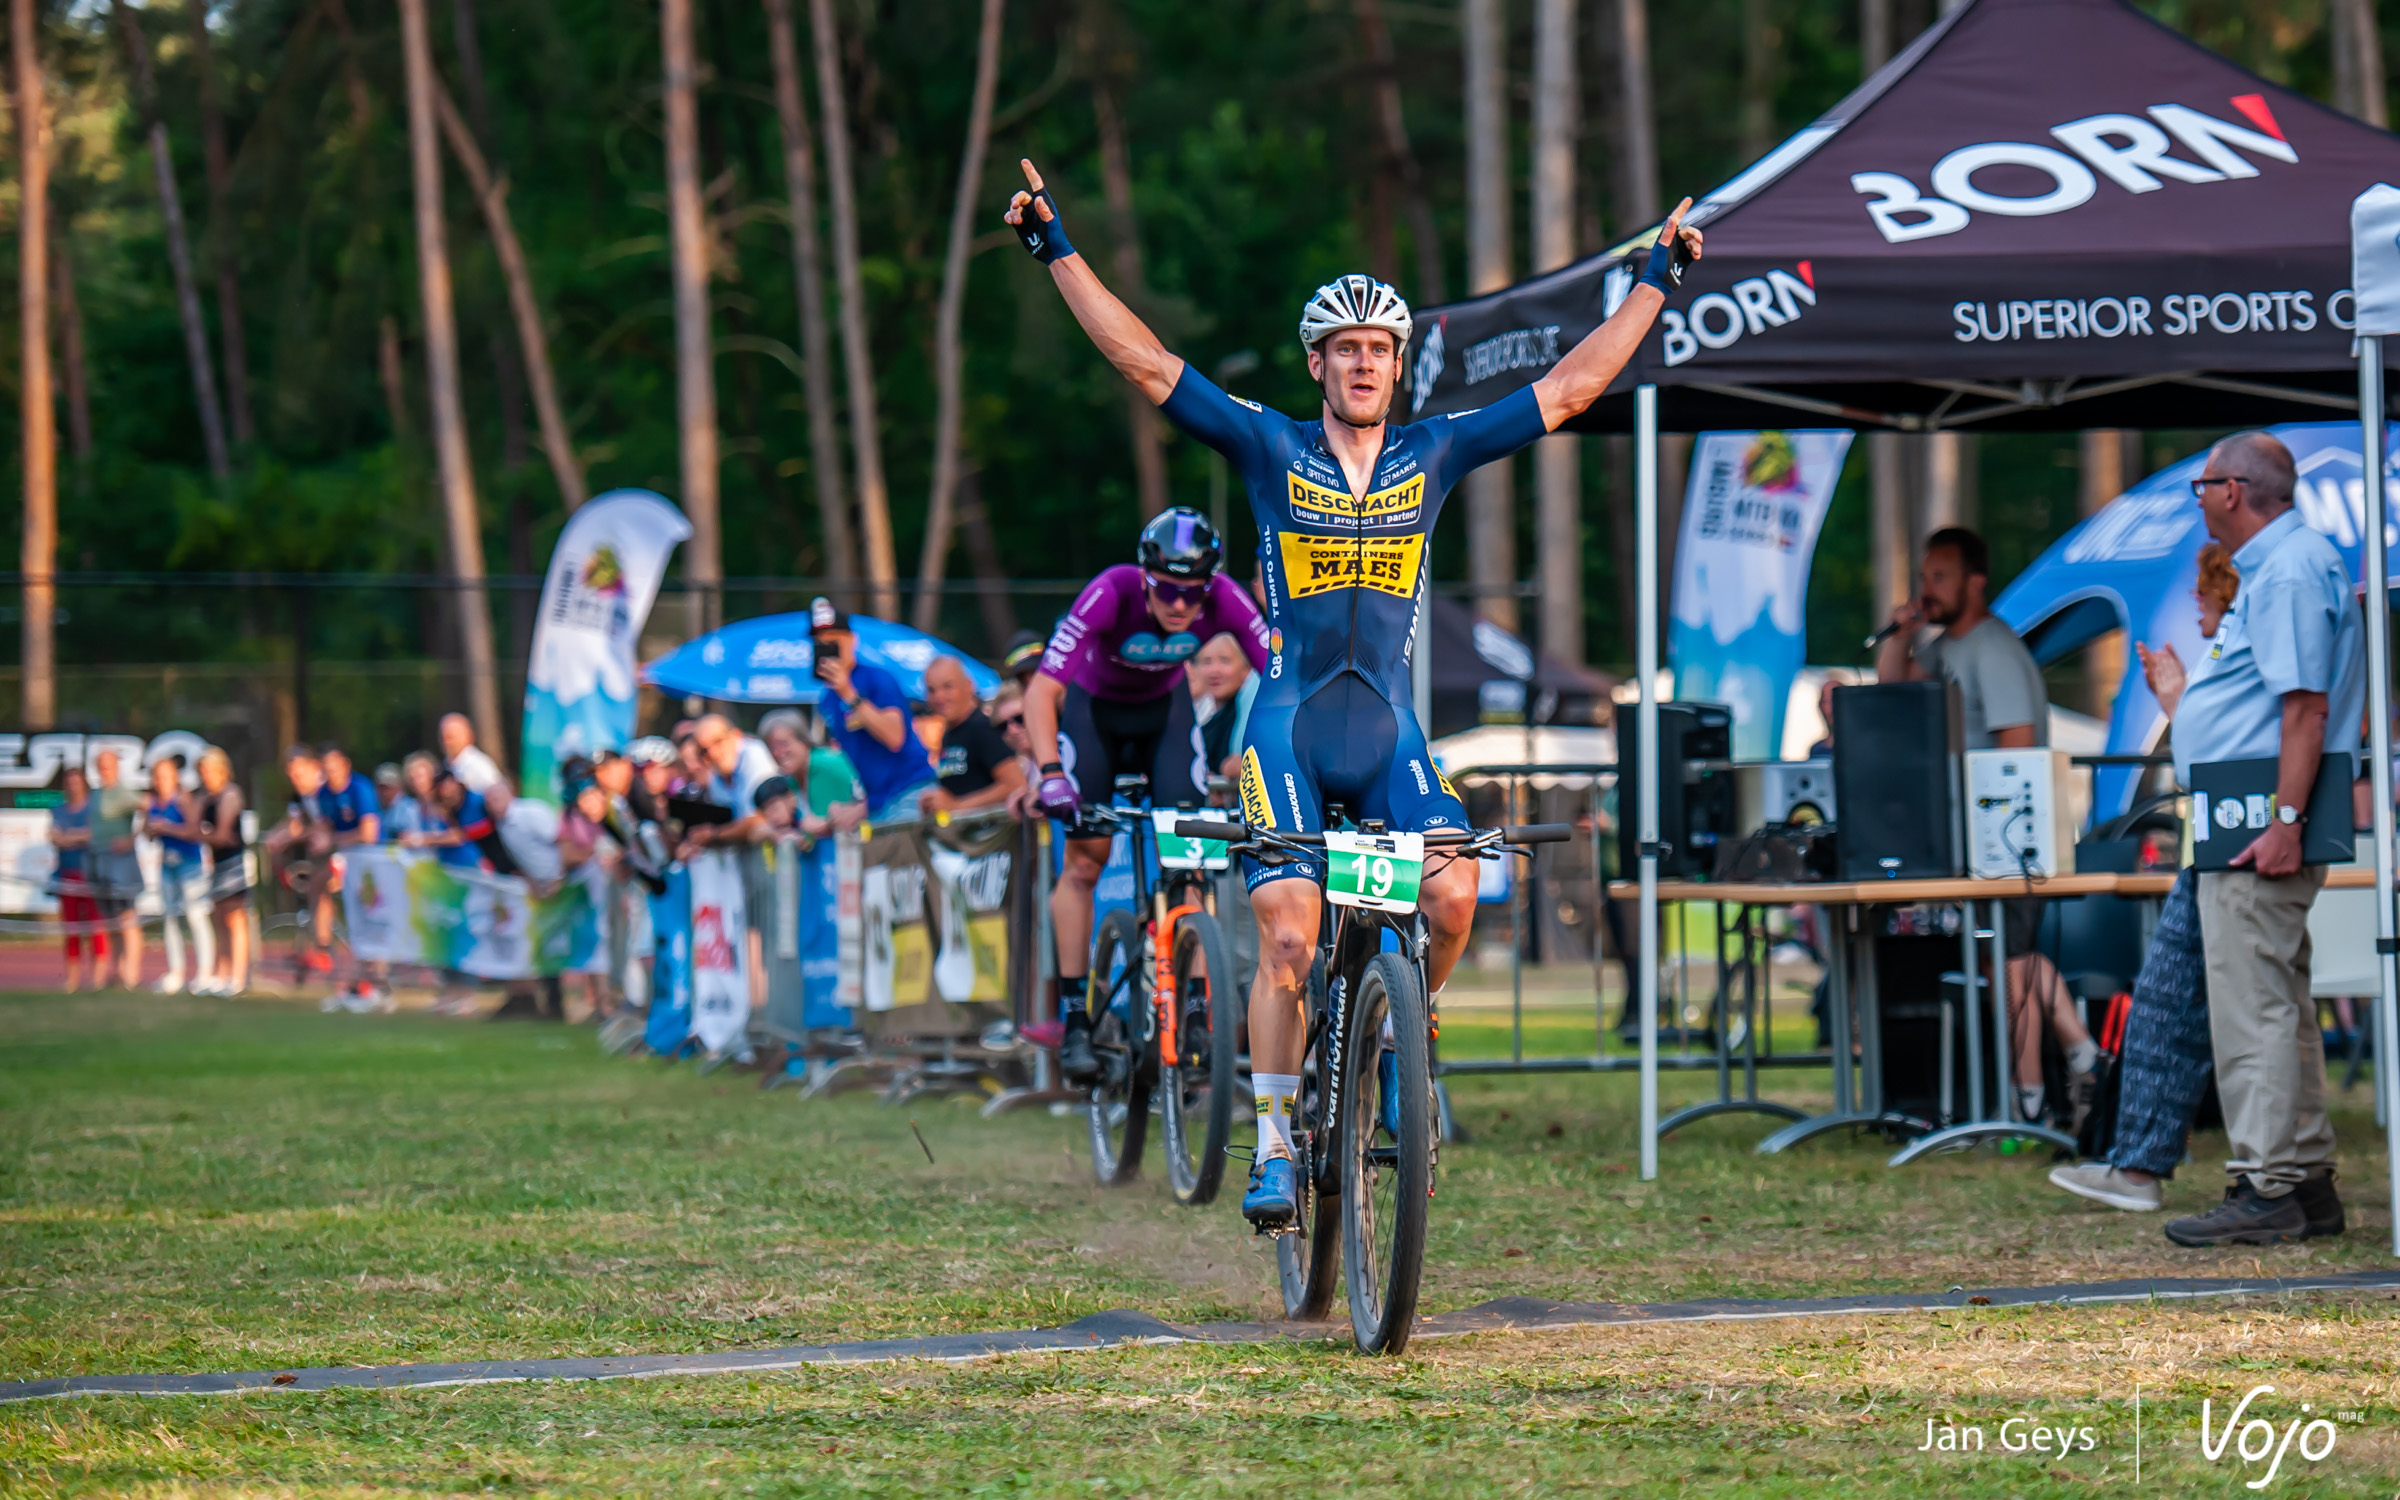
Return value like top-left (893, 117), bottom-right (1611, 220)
top-left (1173, 812), bottom-right (1570, 1354)
top-left (1077, 778), bottom-right (1244, 1205)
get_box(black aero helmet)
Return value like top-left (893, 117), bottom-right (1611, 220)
top-left (1136, 507), bottom-right (1223, 581)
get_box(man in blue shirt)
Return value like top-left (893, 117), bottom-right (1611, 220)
top-left (313, 745), bottom-right (382, 848)
top-left (807, 597), bottom-right (935, 821)
top-left (2160, 431), bottom-right (2365, 1248)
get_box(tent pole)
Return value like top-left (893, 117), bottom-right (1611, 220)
top-left (1637, 382), bottom-right (1660, 1181)
top-left (2359, 336), bottom-right (2400, 1260)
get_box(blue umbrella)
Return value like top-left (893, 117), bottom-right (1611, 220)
top-left (1995, 420), bottom-right (2400, 822)
top-left (641, 612), bottom-right (1003, 704)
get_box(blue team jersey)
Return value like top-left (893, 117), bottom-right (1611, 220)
top-left (313, 776), bottom-right (380, 836)
top-left (1158, 366), bottom-right (1548, 706)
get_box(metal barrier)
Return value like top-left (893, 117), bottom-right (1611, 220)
top-left (1429, 762), bottom-right (1833, 1131)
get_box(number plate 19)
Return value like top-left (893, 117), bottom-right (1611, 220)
top-left (1322, 831), bottom-right (1425, 912)
top-left (1152, 810), bottom-right (1230, 870)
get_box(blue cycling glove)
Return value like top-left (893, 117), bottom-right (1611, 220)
top-left (1013, 190), bottom-right (1075, 264)
top-left (1639, 226), bottom-right (1692, 293)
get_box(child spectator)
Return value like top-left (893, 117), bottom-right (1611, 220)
top-left (89, 748), bottom-right (145, 989)
top-left (145, 754), bottom-right (215, 994)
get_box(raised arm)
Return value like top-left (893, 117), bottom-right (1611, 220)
top-left (1529, 197), bottom-right (1702, 431)
top-left (1005, 159), bottom-right (1185, 405)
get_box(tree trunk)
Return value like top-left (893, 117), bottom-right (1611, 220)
top-left (955, 467), bottom-right (1018, 656)
top-left (810, 0), bottom-right (897, 618)
top-left (16, 0), bottom-right (53, 727)
top-left (450, 0), bottom-right (496, 141)
top-left (1353, 0), bottom-right (1442, 302)
top-left (1532, 0), bottom-right (1580, 665)
top-left (763, 0), bottom-right (854, 594)
top-left (1615, 0), bottom-right (1660, 228)
top-left (1741, 0), bottom-right (1776, 160)
top-left (2334, 0), bottom-right (2388, 127)
top-left (1463, 0), bottom-right (1514, 630)
top-left (320, 0), bottom-right (374, 130)
top-left (1860, 0), bottom-right (1893, 72)
top-left (114, 2), bottom-right (231, 482)
top-left (2078, 430), bottom-right (2137, 715)
top-left (1090, 81), bottom-right (1169, 520)
top-left (913, 0), bottom-right (1006, 633)
top-left (50, 219), bottom-right (90, 464)
top-left (663, 0), bottom-right (721, 633)
top-left (399, 0), bottom-right (503, 754)
top-left (379, 313), bottom-right (411, 439)
top-left (434, 82), bottom-right (588, 509)
top-left (189, 2), bottom-right (253, 446)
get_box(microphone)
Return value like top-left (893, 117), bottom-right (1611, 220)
top-left (1862, 620), bottom-right (1905, 652)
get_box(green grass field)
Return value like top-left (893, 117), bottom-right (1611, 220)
top-left (3, 990), bottom-right (2398, 1496)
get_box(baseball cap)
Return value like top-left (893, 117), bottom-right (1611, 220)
top-left (809, 596), bottom-right (847, 634)
top-left (1002, 630), bottom-right (1045, 677)
top-left (373, 761), bottom-right (404, 787)
top-left (626, 736), bottom-right (676, 766)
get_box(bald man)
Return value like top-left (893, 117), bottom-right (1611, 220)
top-left (921, 657), bottom-right (1022, 816)
top-left (438, 713), bottom-right (505, 793)
top-left (2157, 429), bottom-right (2365, 1248)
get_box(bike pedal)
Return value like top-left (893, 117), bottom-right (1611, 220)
top-left (1250, 1219), bottom-right (1297, 1239)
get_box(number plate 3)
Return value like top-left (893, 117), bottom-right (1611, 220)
top-left (1322, 830), bottom-right (1425, 912)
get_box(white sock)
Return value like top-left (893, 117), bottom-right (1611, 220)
top-left (1380, 1010), bottom-right (1395, 1046)
top-left (161, 920), bottom-right (186, 987)
top-left (2018, 1084), bottom-right (2046, 1120)
top-left (2067, 1038), bottom-right (2099, 1075)
top-left (1253, 1073), bottom-right (1300, 1162)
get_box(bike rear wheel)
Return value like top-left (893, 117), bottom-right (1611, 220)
top-left (1341, 951), bottom-right (1432, 1354)
top-left (1162, 909), bottom-right (1240, 1206)
top-left (1084, 910), bottom-right (1152, 1185)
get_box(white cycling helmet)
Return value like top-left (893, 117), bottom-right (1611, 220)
top-left (1298, 274), bottom-right (1412, 352)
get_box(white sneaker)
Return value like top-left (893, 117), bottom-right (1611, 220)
top-left (152, 976), bottom-right (186, 995)
top-left (2049, 1161), bottom-right (2163, 1212)
top-left (188, 976), bottom-right (225, 996)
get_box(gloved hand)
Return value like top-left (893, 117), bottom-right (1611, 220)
top-left (1004, 159), bottom-right (1075, 264)
top-left (1037, 771), bottom-right (1080, 819)
top-left (1638, 197), bottom-right (1701, 294)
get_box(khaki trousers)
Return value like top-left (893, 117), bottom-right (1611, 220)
top-left (2195, 865), bottom-right (2335, 1197)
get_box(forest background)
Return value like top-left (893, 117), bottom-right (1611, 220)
top-left (0, 0), bottom-right (2381, 762)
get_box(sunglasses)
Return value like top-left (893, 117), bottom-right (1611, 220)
top-left (995, 715), bottom-right (1025, 731)
top-left (2189, 475), bottom-right (2247, 498)
top-left (1145, 574), bottom-right (1207, 606)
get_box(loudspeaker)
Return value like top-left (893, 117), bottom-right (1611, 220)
top-left (1832, 680), bottom-right (1963, 882)
top-left (1616, 701), bottom-right (1735, 880)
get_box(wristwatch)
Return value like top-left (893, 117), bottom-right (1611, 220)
top-left (2277, 802), bottom-right (2303, 826)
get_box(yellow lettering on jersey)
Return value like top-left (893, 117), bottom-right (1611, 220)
top-left (1277, 532), bottom-right (1425, 600)
top-left (1239, 748), bottom-right (1276, 830)
top-left (1287, 471), bottom-right (1423, 526)
top-left (1436, 768), bottom-right (1462, 803)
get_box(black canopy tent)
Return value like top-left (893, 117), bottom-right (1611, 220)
top-left (1410, 0), bottom-right (2400, 436)
top-left (1402, 0), bottom-right (2400, 1177)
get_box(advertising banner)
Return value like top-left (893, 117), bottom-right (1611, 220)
top-left (644, 864), bottom-right (694, 1056)
top-left (1669, 430), bottom-right (1853, 759)
top-left (686, 849), bottom-right (750, 1055)
top-left (521, 489), bottom-right (691, 803)
top-left (857, 821), bottom-right (1013, 1019)
top-left (340, 847), bottom-right (601, 977)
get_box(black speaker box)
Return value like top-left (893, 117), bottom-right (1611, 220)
top-left (1832, 680), bottom-right (1963, 882)
top-left (1615, 701), bottom-right (1735, 880)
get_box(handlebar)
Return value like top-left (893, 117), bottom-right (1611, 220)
top-left (1171, 819), bottom-right (1576, 848)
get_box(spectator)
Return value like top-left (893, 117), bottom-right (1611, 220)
top-left (49, 765), bottom-right (104, 992)
top-left (195, 747), bottom-right (252, 996)
top-left (403, 770), bottom-right (495, 871)
top-left (807, 597), bottom-right (935, 821)
top-left (372, 762), bottom-right (405, 815)
top-left (1875, 524), bottom-right (2097, 1127)
top-left (144, 755), bottom-right (215, 995)
top-left (625, 737), bottom-right (678, 826)
top-left (1188, 631), bottom-right (1257, 784)
top-left (89, 748), bottom-right (144, 989)
top-left (759, 709), bottom-right (809, 779)
top-left (990, 685), bottom-right (1044, 819)
top-left (484, 780), bottom-right (563, 886)
top-left (439, 712), bottom-right (505, 793)
top-left (2159, 430), bottom-right (2366, 1246)
top-left (1001, 629), bottom-right (1047, 692)
top-left (674, 727), bottom-right (711, 794)
top-left (261, 746), bottom-right (334, 974)
top-left (382, 751), bottom-right (439, 841)
top-left (922, 656), bottom-right (1023, 816)
top-left (679, 714), bottom-right (777, 856)
top-left (557, 772), bottom-right (623, 1021)
top-left (314, 745), bottom-right (382, 848)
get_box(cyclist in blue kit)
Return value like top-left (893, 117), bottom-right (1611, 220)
top-left (1006, 158), bottom-right (1701, 1225)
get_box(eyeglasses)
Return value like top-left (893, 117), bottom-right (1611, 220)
top-left (1145, 574), bottom-right (1208, 606)
top-left (2189, 474), bottom-right (2248, 498)
top-left (994, 715), bottom-right (1025, 731)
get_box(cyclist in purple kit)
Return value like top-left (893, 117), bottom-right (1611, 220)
top-left (1026, 507), bottom-right (1269, 1083)
top-left (1007, 156), bottom-right (1701, 1223)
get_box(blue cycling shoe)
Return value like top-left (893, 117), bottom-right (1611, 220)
top-left (1242, 1156), bottom-right (1299, 1227)
top-left (1378, 1046), bottom-right (1400, 1139)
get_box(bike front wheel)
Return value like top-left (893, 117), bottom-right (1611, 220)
top-left (1162, 909), bottom-right (1240, 1206)
top-left (1085, 909), bottom-right (1152, 1185)
top-left (1341, 951), bottom-right (1432, 1354)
